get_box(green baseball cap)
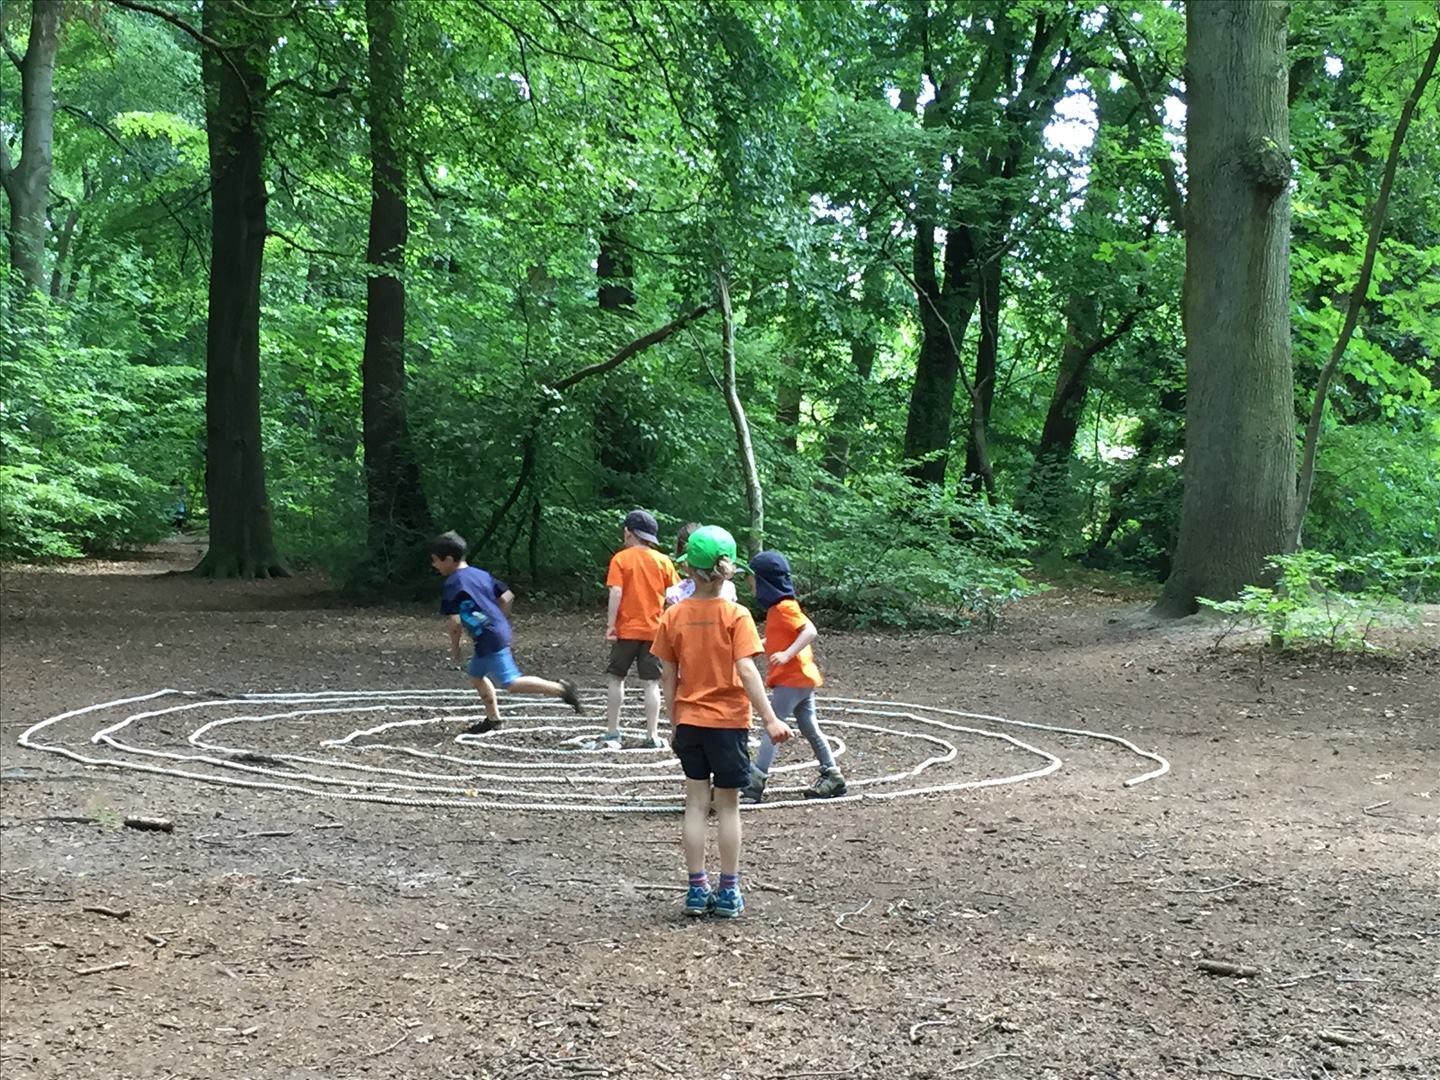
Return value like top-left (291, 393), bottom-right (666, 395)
top-left (676, 524), bottom-right (749, 574)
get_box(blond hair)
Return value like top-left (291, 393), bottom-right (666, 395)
top-left (690, 555), bottom-right (736, 584)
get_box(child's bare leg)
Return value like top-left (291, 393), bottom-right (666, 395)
top-left (682, 779), bottom-right (712, 874)
top-left (641, 679), bottom-right (661, 740)
top-left (508, 676), bottom-right (562, 696)
top-left (470, 676), bottom-right (500, 720)
top-left (604, 675), bottom-right (624, 735)
top-left (713, 787), bottom-right (741, 876)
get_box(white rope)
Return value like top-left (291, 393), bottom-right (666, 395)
top-left (15, 687), bottom-right (1169, 813)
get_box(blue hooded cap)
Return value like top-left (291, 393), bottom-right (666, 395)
top-left (750, 550), bottom-right (795, 610)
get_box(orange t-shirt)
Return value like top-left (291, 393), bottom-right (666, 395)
top-left (606, 545), bottom-right (680, 640)
top-left (650, 598), bottom-right (763, 729)
top-left (764, 598), bottom-right (823, 688)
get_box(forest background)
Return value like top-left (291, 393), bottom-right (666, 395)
top-left (2, 0), bottom-right (1437, 628)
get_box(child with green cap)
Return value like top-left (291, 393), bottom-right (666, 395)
top-left (741, 550), bottom-right (847, 801)
top-left (650, 525), bottom-right (793, 918)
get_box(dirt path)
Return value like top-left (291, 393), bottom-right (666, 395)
top-left (2, 548), bottom-right (1436, 1079)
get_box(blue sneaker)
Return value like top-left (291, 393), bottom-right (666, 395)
top-left (712, 886), bottom-right (745, 919)
top-left (684, 884), bottom-right (714, 917)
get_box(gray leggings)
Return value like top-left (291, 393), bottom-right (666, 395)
top-left (755, 686), bottom-right (835, 775)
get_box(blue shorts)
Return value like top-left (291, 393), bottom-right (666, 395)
top-left (468, 647), bottom-right (522, 689)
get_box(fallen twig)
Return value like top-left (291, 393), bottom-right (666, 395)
top-left (628, 883), bottom-right (686, 893)
top-left (82, 905), bottom-right (131, 920)
top-left (1168, 879), bottom-right (1263, 895)
top-left (748, 990), bottom-right (829, 1006)
top-left (75, 960), bottom-right (131, 977)
top-left (1197, 960), bottom-right (1261, 978)
top-left (1318, 1030), bottom-right (1364, 1047)
top-left (234, 830), bottom-right (295, 840)
top-left (143, 933), bottom-right (167, 947)
top-left (1362, 801), bottom-right (1391, 814)
top-left (909, 1018), bottom-right (953, 1044)
top-left (313, 822), bottom-right (344, 830)
top-left (1273, 970), bottom-right (1327, 989)
top-left (836, 899), bottom-right (872, 934)
top-left (364, 1032), bottom-right (407, 1057)
top-left (123, 817), bottom-right (174, 832)
top-left (951, 1051), bottom-right (1021, 1072)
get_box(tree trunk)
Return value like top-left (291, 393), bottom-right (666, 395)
top-left (962, 255), bottom-right (1001, 494)
top-left (902, 223), bottom-right (977, 486)
top-left (822, 337), bottom-right (875, 480)
top-left (1, 0), bottom-right (61, 292)
top-left (194, 2), bottom-right (288, 579)
top-left (775, 374), bottom-right (801, 454)
top-left (1155, 0), bottom-right (1295, 617)
top-left (360, 0), bottom-right (432, 582)
top-left (718, 273), bottom-right (763, 557)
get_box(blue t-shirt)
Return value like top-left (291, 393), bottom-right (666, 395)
top-left (439, 565), bottom-right (512, 656)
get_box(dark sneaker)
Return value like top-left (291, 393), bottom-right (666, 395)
top-left (804, 768), bottom-right (848, 799)
top-left (464, 716), bottom-right (503, 736)
top-left (684, 884), bottom-right (714, 917)
top-left (740, 769), bottom-right (767, 804)
top-left (559, 679), bottom-right (582, 714)
top-left (711, 886), bottom-right (745, 918)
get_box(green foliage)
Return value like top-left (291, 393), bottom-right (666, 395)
top-left (1198, 550), bottom-right (1434, 651)
top-left (768, 471), bottom-right (1036, 630)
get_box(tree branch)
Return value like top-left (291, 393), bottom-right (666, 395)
top-left (266, 229), bottom-right (350, 260)
top-left (552, 304), bottom-right (710, 390)
top-left (108, 0), bottom-right (232, 52)
top-left (1293, 23), bottom-right (1440, 547)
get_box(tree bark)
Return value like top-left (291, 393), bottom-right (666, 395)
top-left (775, 374), bottom-right (801, 454)
top-left (823, 262), bottom-right (884, 481)
top-left (1, 0), bottom-right (61, 292)
top-left (1155, 0), bottom-right (1295, 616)
top-left (194, 2), bottom-right (288, 579)
top-left (717, 273), bottom-right (763, 558)
top-left (360, 0), bottom-right (432, 583)
top-left (962, 255), bottom-right (1001, 494)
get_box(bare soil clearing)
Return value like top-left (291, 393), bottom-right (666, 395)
top-left (2, 546), bottom-right (1436, 1080)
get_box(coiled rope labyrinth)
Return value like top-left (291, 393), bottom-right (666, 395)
top-left (18, 688), bottom-right (1169, 812)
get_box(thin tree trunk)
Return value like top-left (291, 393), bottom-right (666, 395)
top-left (1156, 0), bottom-right (1295, 617)
top-left (1, 0), bottom-right (61, 292)
top-left (823, 263), bottom-right (884, 481)
top-left (361, 0), bottom-right (432, 583)
top-left (775, 374), bottom-right (801, 454)
top-left (717, 273), bottom-right (763, 558)
top-left (963, 255), bottom-right (1001, 494)
top-left (194, 2), bottom-right (288, 579)
top-left (1292, 23), bottom-right (1440, 549)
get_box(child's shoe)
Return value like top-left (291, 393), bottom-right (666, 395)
top-left (643, 734), bottom-right (669, 750)
top-left (739, 769), bottom-right (767, 804)
top-left (711, 886), bottom-right (745, 918)
top-left (804, 767), bottom-right (847, 799)
top-left (684, 884), bottom-right (714, 917)
top-left (463, 716), bottom-right (503, 736)
top-left (583, 730), bottom-right (622, 751)
top-left (559, 679), bottom-right (583, 714)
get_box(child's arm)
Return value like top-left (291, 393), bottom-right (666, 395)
top-left (498, 589), bottom-right (515, 617)
top-left (736, 656), bottom-right (792, 745)
top-left (660, 659), bottom-right (679, 728)
top-left (768, 619), bottom-right (818, 668)
top-left (605, 586), bottom-right (622, 640)
top-left (446, 615), bottom-right (463, 666)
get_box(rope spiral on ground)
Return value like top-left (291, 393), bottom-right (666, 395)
top-left (18, 688), bottom-right (1169, 812)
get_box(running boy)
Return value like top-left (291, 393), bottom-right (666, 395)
top-left (429, 531), bottom-right (581, 734)
top-left (595, 509), bottom-right (679, 749)
top-left (664, 522), bottom-right (737, 605)
top-left (741, 550), bottom-right (847, 801)
top-left (650, 525), bottom-right (793, 918)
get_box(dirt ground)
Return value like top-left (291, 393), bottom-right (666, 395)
top-left (1, 545), bottom-right (1436, 1080)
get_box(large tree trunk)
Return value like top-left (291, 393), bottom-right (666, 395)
top-left (1, 0), bottom-right (61, 292)
top-left (1155, 0), bottom-right (1295, 617)
top-left (360, 0), bottom-right (432, 582)
top-left (195, 2), bottom-right (288, 579)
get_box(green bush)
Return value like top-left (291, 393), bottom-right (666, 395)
top-left (1198, 549), bottom-right (1432, 651)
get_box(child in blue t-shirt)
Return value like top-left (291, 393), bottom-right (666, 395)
top-left (429, 531), bottom-right (582, 734)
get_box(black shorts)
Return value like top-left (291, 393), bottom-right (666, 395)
top-left (672, 724), bottom-right (751, 789)
top-left (607, 638), bottom-right (661, 680)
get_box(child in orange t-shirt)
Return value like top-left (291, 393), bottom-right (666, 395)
top-left (741, 550), bottom-right (848, 802)
top-left (650, 526), bottom-right (792, 919)
top-left (595, 509), bottom-right (679, 749)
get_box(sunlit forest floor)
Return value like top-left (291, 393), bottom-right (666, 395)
top-left (2, 545), bottom-right (1436, 1079)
